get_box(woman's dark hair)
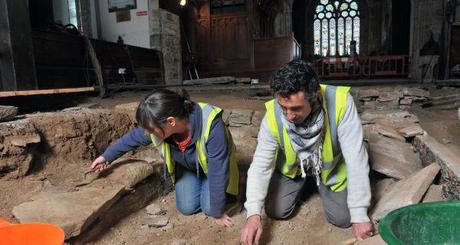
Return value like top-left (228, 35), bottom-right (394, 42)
top-left (136, 89), bottom-right (194, 130)
top-left (271, 59), bottom-right (320, 102)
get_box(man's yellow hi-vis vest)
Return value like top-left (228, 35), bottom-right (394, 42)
top-left (265, 84), bottom-right (350, 192)
top-left (150, 103), bottom-right (239, 195)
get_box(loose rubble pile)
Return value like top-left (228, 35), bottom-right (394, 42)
top-left (357, 87), bottom-right (430, 111)
top-left (354, 88), bottom-right (460, 243)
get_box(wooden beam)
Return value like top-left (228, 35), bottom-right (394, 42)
top-left (0, 87), bottom-right (95, 98)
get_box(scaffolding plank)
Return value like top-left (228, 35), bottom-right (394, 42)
top-left (0, 87), bottom-right (95, 98)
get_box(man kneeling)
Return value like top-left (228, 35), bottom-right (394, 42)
top-left (240, 60), bottom-right (373, 244)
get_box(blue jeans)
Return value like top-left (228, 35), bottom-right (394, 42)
top-left (174, 170), bottom-right (211, 216)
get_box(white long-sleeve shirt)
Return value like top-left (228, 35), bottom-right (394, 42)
top-left (244, 94), bottom-right (371, 223)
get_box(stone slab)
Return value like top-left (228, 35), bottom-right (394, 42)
top-left (71, 171), bottom-right (165, 243)
top-left (358, 89), bottom-right (380, 99)
top-left (222, 110), bottom-right (232, 125)
top-left (228, 109), bottom-right (253, 126)
top-left (371, 163), bottom-right (440, 221)
top-left (398, 125), bottom-right (424, 138)
top-left (360, 110), bottom-right (419, 126)
top-left (373, 123), bottom-right (405, 142)
top-left (402, 87), bottom-right (430, 98)
top-left (13, 182), bottom-right (125, 238)
top-left (12, 160), bottom-right (156, 239)
top-left (377, 91), bottom-right (403, 102)
top-left (422, 185), bottom-right (444, 203)
top-left (106, 160), bottom-right (154, 189)
top-left (251, 110), bottom-right (264, 127)
top-left (368, 133), bottom-right (422, 179)
top-left (229, 125), bottom-right (258, 140)
top-left (373, 178), bottom-right (395, 203)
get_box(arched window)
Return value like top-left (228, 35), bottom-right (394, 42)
top-left (313, 0), bottom-right (360, 56)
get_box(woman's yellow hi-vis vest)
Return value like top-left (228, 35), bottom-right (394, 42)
top-left (149, 103), bottom-right (239, 195)
top-left (265, 84), bottom-right (350, 192)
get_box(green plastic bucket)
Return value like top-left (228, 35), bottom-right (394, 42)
top-left (379, 201), bottom-right (460, 245)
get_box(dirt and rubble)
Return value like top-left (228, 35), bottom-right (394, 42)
top-left (1, 84), bottom-right (459, 244)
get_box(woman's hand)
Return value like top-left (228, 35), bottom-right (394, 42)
top-left (90, 155), bottom-right (108, 173)
top-left (214, 214), bottom-right (234, 227)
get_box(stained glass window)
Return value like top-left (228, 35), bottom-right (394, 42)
top-left (329, 19), bottom-right (336, 56)
top-left (314, 20), bottom-right (321, 55)
top-left (321, 19), bottom-right (329, 56)
top-left (313, 0), bottom-right (360, 56)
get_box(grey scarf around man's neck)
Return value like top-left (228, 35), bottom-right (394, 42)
top-left (280, 105), bottom-right (325, 185)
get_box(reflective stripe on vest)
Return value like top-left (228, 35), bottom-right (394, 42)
top-left (265, 84), bottom-right (350, 192)
top-left (150, 103), bottom-right (239, 195)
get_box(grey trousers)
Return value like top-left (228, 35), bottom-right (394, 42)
top-left (265, 170), bottom-right (351, 228)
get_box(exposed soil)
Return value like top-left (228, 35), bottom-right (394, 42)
top-left (87, 191), bottom-right (352, 245)
top-left (1, 85), bottom-right (458, 244)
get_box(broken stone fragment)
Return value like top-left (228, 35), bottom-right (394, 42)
top-left (142, 215), bottom-right (170, 228)
top-left (146, 203), bottom-right (165, 216)
top-left (371, 163), bottom-right (440, 221)
top-left (368, 133), bottom-right (422, 179)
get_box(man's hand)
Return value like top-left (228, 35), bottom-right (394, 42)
top-left (352, 222), bottom-right (374, 240)
top-left (240, 215), bottom-right (263, 245)
top-left (214, 214), bottom-right (234, 227)
top-left (90, 156), bottom-right (108, 173)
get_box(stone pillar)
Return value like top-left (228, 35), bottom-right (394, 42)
top-left (149, 7), bottom-right (182, 84)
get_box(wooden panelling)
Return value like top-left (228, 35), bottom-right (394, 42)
top-left (208, 13), bottom-right (250, 70)
top-left (254, 34), bottom-right (298, 71)
top-left (187, 3), bottom-right (301, 78)
top-left (192, 18), bottom-right (210, 62)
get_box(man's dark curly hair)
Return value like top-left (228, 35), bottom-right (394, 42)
top-left (271, 59), bottom-right (320, 101)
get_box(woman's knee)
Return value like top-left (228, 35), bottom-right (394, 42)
top-left (176, 200), bottom-right (200, 216)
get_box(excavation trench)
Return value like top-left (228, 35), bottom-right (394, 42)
top-left (1, 86), bottom-right (459, 244)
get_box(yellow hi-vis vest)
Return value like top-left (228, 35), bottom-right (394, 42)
top-left (265, 84), bottom-right (350, 192)
top-left (150, 102), bottom-right (239, 195)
